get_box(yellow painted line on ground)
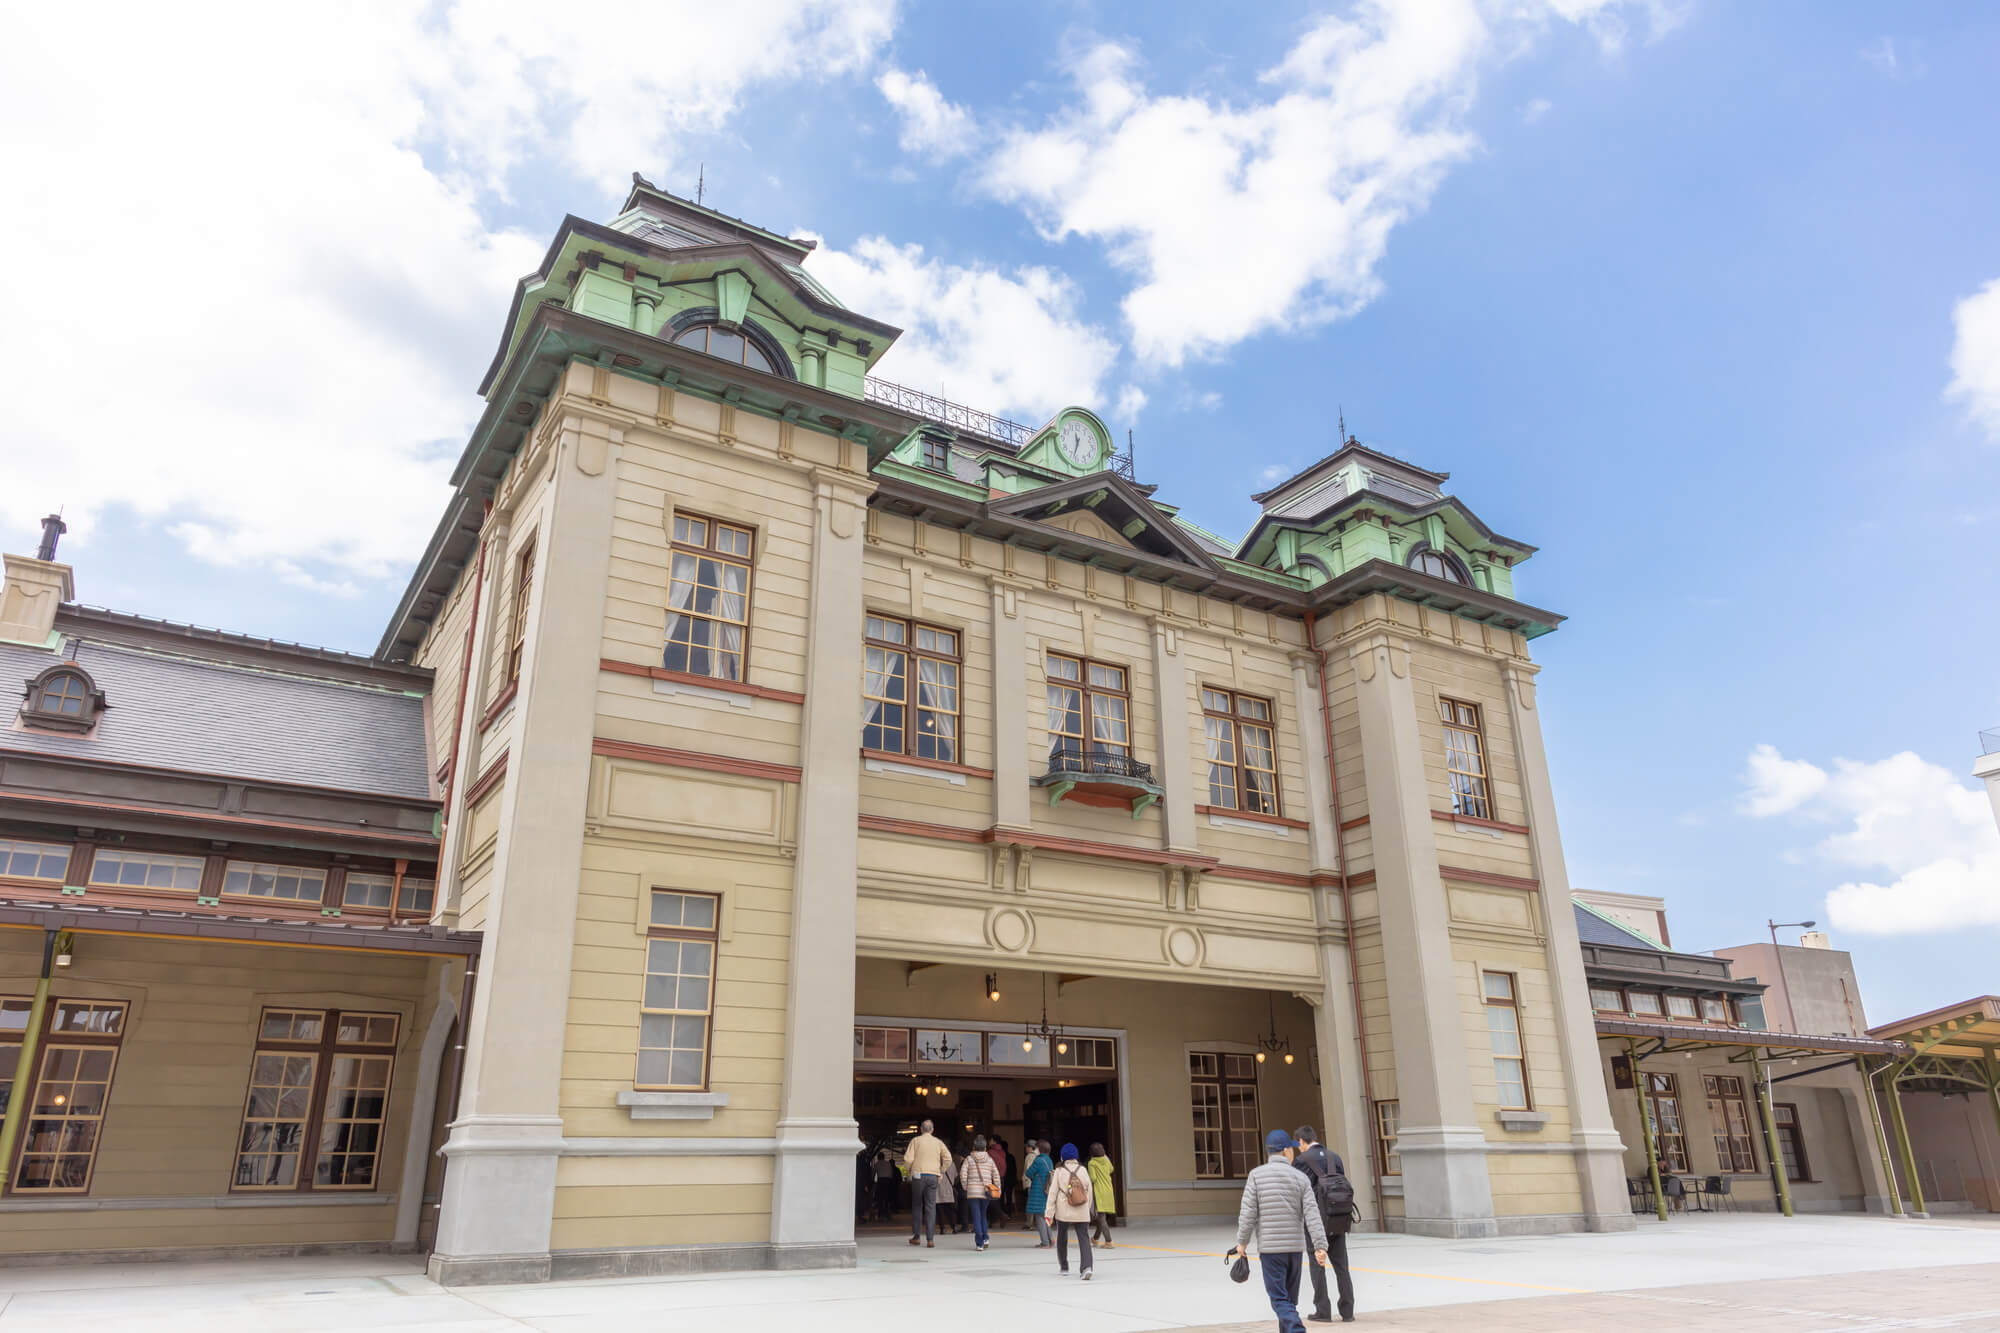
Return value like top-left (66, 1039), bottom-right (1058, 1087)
top-left (1105, 1242), bottom-right (1591, 1294)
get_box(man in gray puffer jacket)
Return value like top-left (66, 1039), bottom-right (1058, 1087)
top-left (1226, 1130), bottom-right (1329, 1333)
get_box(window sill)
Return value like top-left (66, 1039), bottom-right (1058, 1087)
top-left (479, 681), bottom-right (519, 732)
top-left (600, 658), bottom-right (805, 705)
top-left (0, 1191), bottom-right (394, 1213)
top-left (1495, 1110), bottom-right (1550, 1133)
top-left (1432, 809), bottom-right (1530, 836)
top-left (1194, 805), bottom-right (1307, 830)
top-left (861, 750), bottom-right (995, 785)
top-left (617, 1090), bottom-right (730, 1121)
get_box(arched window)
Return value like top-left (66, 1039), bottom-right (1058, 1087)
top-left (35, 670), bottom-right (89, 716)
top-left (665, 309), bottom-right (793, 379)
top-left (20, 664), bottom-right (104, 733)
top-left (1407, 544), bottom-right (1471, 586)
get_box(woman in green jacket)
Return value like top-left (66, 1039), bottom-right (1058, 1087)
top-left (1088, 1142), bottom-right (1116, 1246)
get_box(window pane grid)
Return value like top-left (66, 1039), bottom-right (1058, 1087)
top-left (0, 839), bottom-right (71, 882)
top-left (864, 616), bottom-right (960, 763)
top-left (233, 1008), bottom-right (400, 1192)
top-left (1189, 1049), bottom-right (1260, 1180)
top-left (640, 891), bottom-right (719, 1091)
top-left (1482, 970), bottom-right (1530, 1110)
top-left (36, 672), bottom-right (88, 716)
top-left (87, 849), bottom-right (203, 892)
top-left (1438, 698), bottom-right (1492, 819)
top-left (1203, 690), bottom-right (1280, 815)
top-left (222, 861), bottom-right (326, 904)
top-left (664, 514), bottom-right (754, 683)
top-left (315, 1055), bottom-right (392, 1188)
top-left (1048, 653), bottom-right (1130, 760)
top-left (1703, 1074), bottom-right (1759, 1173)
top-left (1644, 1072), bottom-right (1690, 1174)
top-left (507, 540), bottom-right (534, 685)
top-left (1375, 1099), bottom-right (1401, 1176)
top-left (15, 1044), bottom-right (118, 1193)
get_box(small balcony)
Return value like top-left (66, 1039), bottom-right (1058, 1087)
top-left (1034, 742), bottom-right (1163, 818)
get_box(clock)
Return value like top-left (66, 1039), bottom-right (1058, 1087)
top-left (1057, 418), bottom-right (1097, 469)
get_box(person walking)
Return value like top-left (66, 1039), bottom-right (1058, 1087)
top-left (903, 1119), bottom-right (952, 1248)
top-left (1023, 1141), bottom-right (1054, 1247)
top-left (1225, 1130), bottom-right (1329, 1333)
top-left (960, 1135), bottom-right (1002, 1251)
top-left (1087, 1143), bottom-right (1117, 1246)
top-left (988, 1137), bottom-right (1011, 1222)
top-left (936, 1150), bottom-right (959, 1234)
top-left (1291, 1126), bottom-right (1356, 1323)
top-left (1043, 1144), bottom-right (1096, 1279)
top-left (871, 1149), bottom-right (898, 1222)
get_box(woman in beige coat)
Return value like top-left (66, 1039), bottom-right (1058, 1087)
top-left (1042, 1143), bottom-right (1095, 1279)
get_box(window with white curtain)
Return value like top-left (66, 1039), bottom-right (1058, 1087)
top-left (663, 514), bottom-right (753, 682)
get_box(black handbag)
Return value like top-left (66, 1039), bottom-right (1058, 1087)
top-left (1229, 1251), bottom-right (1250, 1284)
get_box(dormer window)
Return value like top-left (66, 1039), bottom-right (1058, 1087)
top-left (921, 438), bottom-right (951, 471)
top-left (19, 665), bottom-right (104, 734)
top-left (674, 322), bottom-right (773, 373)
top-left (1408, 545), bottom-right (1471, 585)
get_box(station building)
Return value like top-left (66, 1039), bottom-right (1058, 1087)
top-left (0, 179), bottom-right (1639, 1280)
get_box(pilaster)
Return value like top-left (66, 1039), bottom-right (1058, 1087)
top-left (1349, 630), bottom-right (1495, 1236)
top-left (437, 509), bottom-right (505, 927)
top-left (1151, 619), bottom-right (1197, 852)
top-left (431, 411), bottom-right (620, 1282)
top-left (990, 578), bottom-right (1030, 832)
top-left (1501, 661), bottom-right (1634, 1232)
top-left (770, 466), bottom-right (875, 1258)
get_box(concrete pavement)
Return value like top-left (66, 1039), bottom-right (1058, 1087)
top-left (0, 1213), bottom-right (1992, 1330)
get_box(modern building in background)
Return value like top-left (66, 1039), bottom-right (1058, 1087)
top-left (2, 179), bottom-right (1645, 1278)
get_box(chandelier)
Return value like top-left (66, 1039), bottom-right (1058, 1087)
top-left (1023, 974), bottom-right (1070, 1057)
top-left (1255, 992), bottom-right (1294, 1065)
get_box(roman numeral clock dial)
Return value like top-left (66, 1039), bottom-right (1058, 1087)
top-left (1058, 418), bottom-right (1096, 469)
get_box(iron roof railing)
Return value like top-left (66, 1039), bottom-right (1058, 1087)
top-left (864, 377), bottom-right (1036, 448)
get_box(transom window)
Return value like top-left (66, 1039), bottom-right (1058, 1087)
top-left (1202, 688), bottom-right (1279, 814)
top-left (341, 873), bottom-right (436, 917)
top-left (0, 839), bottom-right (70, 882)
top-left (1438, 698), bottom-right (1492, 820)
top-left (1482, 971), bottom-right (1530, 1110)
top-left (9, 998), bottom-right (128, 1194)
top-left (223, 861), bottom-right (326, 904)
top-left (1046, 654), bottom-right (1130, 761)
top-left (863, 615), bottom-right (961, 763)
top-left (853, 1026), bottom-right (911, 1063)
top-left (673, 321), bottom-right (775, 374)
top-left (1628, 990), bottom-right (1664, 1017)
top-left (87, 849), bottom-right (203, 893)
top-left (664, 513), bottom-right (754, 683)
top-left (1056, 1037), bottom-right (1116, 1070)
top-left (1701, 996), bottom-right (1729, 1024)
top-left (1704, 1074), bottom-right (1759, 1174)
top-left (1666, 994), bottom-right (1699, 1021)
top-left (639, 890), bottom-right (719, 1090)
top-left (1189, 1051), bottom-right (1260, 1180)
top-left (1590, 986), bottom-right (1625, 1013)
top-left (1375, 1099), bottom-right (1402, 1176)
top-left (234, 1007), bottom-right (399, 1191)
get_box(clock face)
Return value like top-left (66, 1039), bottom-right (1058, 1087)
top-left (1057, 418), bottom-right (1097, 468)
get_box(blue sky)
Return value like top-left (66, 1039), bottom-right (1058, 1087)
top-left (4, 2), bottom-right (1997, 1023)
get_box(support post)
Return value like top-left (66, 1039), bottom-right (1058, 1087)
top-left (1883, 1065), bottom-right (1928, 1218)
top-left (1986, 1055), bottom-right (2000, 1173)
top-left (1628, 1041), bottom-right (1667, 1222)
top-left (1752, 1053), bottom-right (1793, 1217)
top-left (0, 930), bottom-right (58, 1179)
top-left (1855, 1056), bottom-right (1903, 1217)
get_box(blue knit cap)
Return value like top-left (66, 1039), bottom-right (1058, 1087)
top-left (1061, 1143), bottom-right (1080, 1161)
top-left (1265, 1129), bottom-right (1294, 1153)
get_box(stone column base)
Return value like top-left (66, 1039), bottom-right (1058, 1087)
top-left (427, 1113), bottom-right (563, 1286)
top-left (770, 1115), bottom-right (864, 1247)
top-left (1396, 1125), bottom-right (1497, 1238)
top-left (1573, 1127), bottom-right (1636, 1232)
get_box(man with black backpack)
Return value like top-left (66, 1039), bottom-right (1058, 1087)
top-left (1291, 1126), bottom-right (1356, 1323)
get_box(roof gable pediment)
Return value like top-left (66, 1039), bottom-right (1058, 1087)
top-left (988, 473), bottom-right (1222, 572)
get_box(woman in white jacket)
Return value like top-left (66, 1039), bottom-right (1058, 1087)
top-left (1042, 1143), bottom-right (1095, 1279)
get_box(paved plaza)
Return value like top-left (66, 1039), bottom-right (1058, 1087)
top-left (0, 1214), bottom-right (1992, 1331)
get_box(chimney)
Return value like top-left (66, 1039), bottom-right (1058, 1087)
top-left (1798, 930), bottom-right (1831, 950)
top-left (1, 515), bottom-right (75, 649)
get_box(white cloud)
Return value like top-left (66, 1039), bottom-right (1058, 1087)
top-left (0, 1), bottom-right (897, 588)
top-left (1739, 743), bottom-right (1829, 817)
top-left (978, 0), bottom-right (1662, 365)
top-left (877, 67), bottom-right (977, 160)
top-left (805, 238), bottom-right (1118, 422)
top-left (1114, 385), bottom-right (1149, 421)
top-left (1522, 97), bottom-right (1553, 123)
top-left (1859, 35), bottom-right (1923, 79)
top-left (1946, 278), bottom-right (2000, 442)
top-left (1739, 747), bottom-right (2000, 936)
top-left (1259, 463), bottom-right (1292, 483)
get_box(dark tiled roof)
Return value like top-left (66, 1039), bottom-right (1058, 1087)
top-left (1574, 902), bottom-right (1663, 950)
top-left (1, 638), bottom-right (432, 801)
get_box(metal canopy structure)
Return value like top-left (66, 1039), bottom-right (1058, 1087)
top-left (1865, 996), bottom-right (2000, 1217)
top-left (1595, 1018), bottom-right (1911, 1223)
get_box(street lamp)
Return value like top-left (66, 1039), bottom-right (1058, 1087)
top-left (1766, 919), bottom-right (1816, 1033)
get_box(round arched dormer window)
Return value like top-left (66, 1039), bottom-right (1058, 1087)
top-left (665, 309), bottom-right (794, 379)
top-left (20, 664), bottom-right (105, 733)
top-left (1407, 544), bottom-right (1472, 586)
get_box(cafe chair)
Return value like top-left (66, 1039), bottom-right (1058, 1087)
top-left (1704, 1175), bottom-right (1735, 1213)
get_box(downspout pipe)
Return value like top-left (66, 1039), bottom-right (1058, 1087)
top-left (1306, 609), bottom-right (1385, 1230)
top-left (0, 930), bottom-right (60, 1178)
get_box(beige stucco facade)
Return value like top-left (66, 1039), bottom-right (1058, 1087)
top-left (408, 330), bottom-right (1634, 1279)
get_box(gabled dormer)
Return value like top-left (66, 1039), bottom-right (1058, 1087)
top-left (476, 175), bottom-right (901, 403)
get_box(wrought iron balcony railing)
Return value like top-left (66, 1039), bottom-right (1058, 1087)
top-left (1044, 742), bottom-right (1155, 785)
top-left (864, 378), bottom-right (1035, 448)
